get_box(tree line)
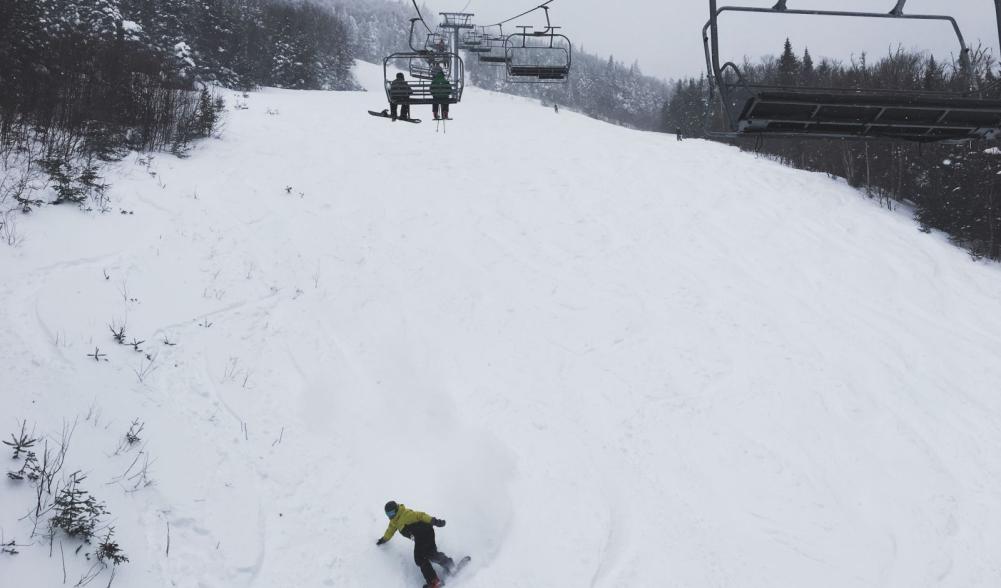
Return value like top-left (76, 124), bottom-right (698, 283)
top-left (662, 41), bottom-right (1001, 261)
top-left (470, 50), bottom-right (671, 131)
top-left (1, 0), bottom-right (357, 213)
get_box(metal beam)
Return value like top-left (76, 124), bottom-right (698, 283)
top-left (996, 0), bottom-right (1001, 56)
top-left (709, 0), bottom-right (722, 89)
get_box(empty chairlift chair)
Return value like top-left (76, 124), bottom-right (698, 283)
top-left (505, 26), bottom-right (572, 82)
top-left (504, 6), bottom-right (572, 83)
top-left (702, 0), bottom-right (1001, 142)
top-left (478, 28), bottom-right (511, 65)
top-left (461, 30), bottom-right (490, 52)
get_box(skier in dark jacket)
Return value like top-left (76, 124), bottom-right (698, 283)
top-left (389, 73), bottom-right (414, 121)
top-left (377, 501), bottom-right (454, 588)
top-left (430, 68), bottom-right (452, 121)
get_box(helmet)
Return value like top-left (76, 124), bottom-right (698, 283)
top-left (384, 501), bottom-right (399, 519)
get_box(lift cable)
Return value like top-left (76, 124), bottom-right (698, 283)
top-left (411, 0), bottom-right (432, 33)
top-left (486, 0), bottom-right (558, 28)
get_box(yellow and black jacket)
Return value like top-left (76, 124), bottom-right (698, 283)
top-left (380, 504), bottom-right (434, 543)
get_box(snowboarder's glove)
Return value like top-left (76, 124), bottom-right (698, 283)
top-left (432, 518), bottom-right (446, 528)
top-left (376, 538), bottom-right (387, 546)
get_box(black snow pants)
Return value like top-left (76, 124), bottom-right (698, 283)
top-left (406, 522), bottom-right (454, 584)
top-left (432, 101), bottom-right (449, 120)
top-left (390, 102), bottom-right (411, 121)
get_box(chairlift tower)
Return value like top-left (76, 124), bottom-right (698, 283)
top-left (439, 12), bottom-right (475, 85)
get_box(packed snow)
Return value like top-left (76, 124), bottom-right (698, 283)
top-left (2, 61), bottom-right (1001, 588)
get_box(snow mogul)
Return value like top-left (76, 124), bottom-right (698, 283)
top-left (376, 500), bottom-right (468, 587)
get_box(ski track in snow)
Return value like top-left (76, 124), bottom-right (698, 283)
top-left (3, 61), bottom-right (1001, 587)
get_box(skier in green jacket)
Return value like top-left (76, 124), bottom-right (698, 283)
top-left (377, 501), bottom-right (455, 587)
top-left (430, 68), bottom-right (452, 121)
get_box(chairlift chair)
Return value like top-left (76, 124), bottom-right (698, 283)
top-left (461, 30), bottom-right (489, 51)
top-left (703, 0), bottom-right (1001, 143)
top-left (425, 31), bottom-right (450, 54)
top-left (404, 19), bottom-right (452, 80)
top-left (478, 28), bottom-right (511, 65)
top-left (504, 25), bottom-right (572, 82)
top-left (384, 53), bottom-right (465, 106)
top-left (503, 6), bottom-right (571, 83)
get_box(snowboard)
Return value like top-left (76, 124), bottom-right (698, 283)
top-left (368, 110), bottom-right (421, 124)
top-left (420, 556), bottom-right (470, 588)
top-left (452, 556), bottom-right (470, 576)
top-left (447, 556), bottom-right (471, 581)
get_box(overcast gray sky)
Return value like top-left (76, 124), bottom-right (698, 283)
top-left (432, 0), bottom-right (1001, 80)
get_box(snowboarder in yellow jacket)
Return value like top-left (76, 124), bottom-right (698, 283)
top-left (377, 501), bottom-right (455, 587)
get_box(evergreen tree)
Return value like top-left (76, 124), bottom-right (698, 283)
top-left (777, 38), bottom-right (800, 85)
top-left (801, 47), bottom-right (815, 85)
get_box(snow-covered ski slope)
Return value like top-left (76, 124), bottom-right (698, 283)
top-left (3, 61), bottom-right (1001, 588)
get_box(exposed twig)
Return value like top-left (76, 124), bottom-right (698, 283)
top-left (74, 561), bottom-right (105, 588)
top-left (108, 445), bottom-right (154, 492)
top-left (133, 352), bottom-right (158, 384)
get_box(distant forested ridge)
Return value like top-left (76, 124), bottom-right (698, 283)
top-left (662, 41), bottom-right (1001, 261)
top-left (470, 51), bottom-right (670, 131)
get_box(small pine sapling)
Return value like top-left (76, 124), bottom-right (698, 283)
top-left (7, 451), bottom-right (40, 481)
top-left (50, 472), bottom-right (108, 542)
top-left (78, 160), bottom-right (109, 211)
top-left (95, 528), bottom-right (129, 566)
top-left (109, 322), bottom-right (126, 345)
top-left (4, 421), bottom-right (38, 459)
top-left (42, 158), bottom-right (86, 205)
top-left (1, 536), bottom-right (27, 556)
